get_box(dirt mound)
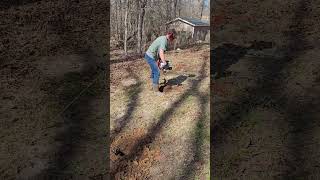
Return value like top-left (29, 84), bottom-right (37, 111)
top-left (110, 128), bottom-right (162, 179)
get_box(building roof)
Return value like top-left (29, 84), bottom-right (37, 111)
top-left (166, 17), bottom-right (209, 27)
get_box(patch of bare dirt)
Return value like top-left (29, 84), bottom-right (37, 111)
top-left (110, 58), bottom-right (147, 87)
top-left (110, 128), bottom-right (163, 179)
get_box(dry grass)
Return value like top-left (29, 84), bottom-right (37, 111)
top-left (110, 44), bottom-right (210, 179)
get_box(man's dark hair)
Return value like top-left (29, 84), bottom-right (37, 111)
top-left (167, 29), bottom-right (176, 40)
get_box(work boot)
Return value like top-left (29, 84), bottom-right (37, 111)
top-left (152, 84), bottom-right (163, 96)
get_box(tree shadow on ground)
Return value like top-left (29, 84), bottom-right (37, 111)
top-left (2, 1), bottom-right (108, 179)
top-left (211, 41), bottom-right (273, 79)
top-left (212, 53), bottom-right (289, 178)
top-left (32, 49), bottom-right (106, 179)
top-left (179, 56), bottom-right (209, 179)
top-left (281, 0), bottom-right (318, 178)
top-left (111, 61), bottom-right (208, 178)
top-left (34, 3), bottom-right (107, 178)
top-left (110, 68), bottom-right (142, 142)
top-left (212, 0), bottom-right (319, 178)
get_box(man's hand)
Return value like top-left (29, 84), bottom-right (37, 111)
top-left (158, 49), bottom-right (167, 69)
top-left (159, 49), bottom-right (166, 62)
top-left (159, 60), bottom-right (166, 69)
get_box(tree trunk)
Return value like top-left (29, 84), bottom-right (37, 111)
top-left (200, 0), bottom-right (205, 20)
top-left (119, 0), bottom-right (124, 41)
top-left (135, 1), bottom-right (139, 32)
top-left (178, 0), bottom-right (181, 17)
top-left (137, 0), bottom-right (147, 54)
top-left (166, 0), bottom-right (171, 21)
top-left (173, 0), bottom-right (178, 18)
top-left (124, 0), bottom-right (129, 55)
top-left (136, 0), bottom-right (140, 53)
top-left (115, 0), bottom-right (119, 40)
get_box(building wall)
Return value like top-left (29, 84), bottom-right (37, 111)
top-left (194, 26), bottom-right (210, 41)
top-left (167, 20), bottom-right (209, 48)
top-left (167, 20), bottom-right (193, 49)
top-left (168, 21), bottom-right (194, 33)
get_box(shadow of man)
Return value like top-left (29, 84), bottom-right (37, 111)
top-left (159, 75), bottom-right (189, 92)
top-left (211, 41), bottom-right (273, 79)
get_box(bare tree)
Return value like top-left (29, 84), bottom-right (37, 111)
top-left (110, 0), bottom-right (210, 52)
top-left (137, 0), bottom-right (147, 54)
top-left (115, 0), bottom-right (120, 40)
top-left (124, 0), bottom-right (130, 55)
top-left (200, 0), bottom-right (205, 19)
top-left (178, 0), bottom-right (182, 17)
top-left (173, 0), bottom-right (178, 18)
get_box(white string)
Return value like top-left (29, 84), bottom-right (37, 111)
top-left (50, 70), bottom-right (105, 123)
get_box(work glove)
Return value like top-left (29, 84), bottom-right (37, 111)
top-left (159, 61), bottom-right (167, 69)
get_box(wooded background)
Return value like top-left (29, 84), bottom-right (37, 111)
top-left (110, 0), bottom-right (210, 54)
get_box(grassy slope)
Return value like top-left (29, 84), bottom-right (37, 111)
top-left (110, 45), bottom-right (210, 179)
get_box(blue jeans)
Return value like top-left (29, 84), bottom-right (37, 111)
top-left (144, 53), bottom-right (160, 85)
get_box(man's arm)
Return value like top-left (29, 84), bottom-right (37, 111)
top-left (159, 49), bottom-right (166, 65)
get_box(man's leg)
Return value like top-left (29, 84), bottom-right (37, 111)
top-left (148, 59), bottom-right (160, 91)
top-left (145, 54), bottom-right (154, 86)
top-left (151, 65), bottom-right (160, 91)
top-left (144, 54), bottom-right (161, 93)
top-left (144, 54), bottom-right (160, 90)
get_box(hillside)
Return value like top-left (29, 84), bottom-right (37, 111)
top-left (110, 44), bottom-right (210, 179)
